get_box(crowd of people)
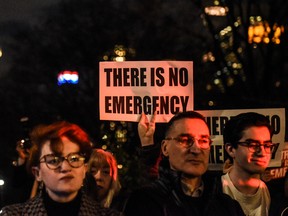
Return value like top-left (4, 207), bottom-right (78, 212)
top-left (0, 110), bottom-right (287, 215)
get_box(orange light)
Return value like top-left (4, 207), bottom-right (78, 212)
top-left (248, 17), bottom-right (284, 44)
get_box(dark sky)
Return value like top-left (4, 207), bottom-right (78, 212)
top-left (0, 0), bottom-right (61, 76)
top-left (0, 0), bottom-right (61, 24)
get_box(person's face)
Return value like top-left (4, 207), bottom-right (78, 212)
top-left (33, 136), bottom-right (87, 202)
top-left (161, 118), bottom-right (210, 177)
top-left (90, 165), bottom-right (112, 201)
top-left (231, 126), bottom-right (272, 174)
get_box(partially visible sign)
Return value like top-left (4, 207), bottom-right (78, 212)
top-left (196, 108), bottom-right (285, 170)
top-left (263, 145), bottom-right (288, 180)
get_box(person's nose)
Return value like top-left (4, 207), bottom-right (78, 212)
top-left (94, 170), bottom-right (103, 181)
top-left (59, 158), bottom-right (72, 172)
top-left (255, 145), bottom-right (265, 156)
top-left (188, 140), bottom-right (201, 153)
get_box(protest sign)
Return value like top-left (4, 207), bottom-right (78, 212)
top-left (263, 144), bottom-right (288, 180)
top-left (99, 61), bottom-right (194, 122)
top-left (196, 108), bottom-right (285, 170)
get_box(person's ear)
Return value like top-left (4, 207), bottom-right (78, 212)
top-left (225, 143), bottom-right (236, 159)
top-left (32, 166), bottom-right (42, 181)
top-left (161, 140), bottom-right (169, 157)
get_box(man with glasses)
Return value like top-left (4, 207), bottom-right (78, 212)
top-left (0, 121), bottom-right (120, 216)
top-left (124, 111), bottom-right (244, 216)
top-left (222, 112), bottom-right (278, 216)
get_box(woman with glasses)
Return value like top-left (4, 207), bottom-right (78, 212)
top-left (0, 121), bottom-right (120, 216)
top-left (222, 112), bottom-right (277, 216)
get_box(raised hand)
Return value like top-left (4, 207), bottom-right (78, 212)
top-left (138, 112), bottom-right (156, 147)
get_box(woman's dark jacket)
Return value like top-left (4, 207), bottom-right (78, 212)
top-left (0, 189), bottom-right (120, 216)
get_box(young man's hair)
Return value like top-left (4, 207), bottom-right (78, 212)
top-left (223, 112), bottom-right (273, 149)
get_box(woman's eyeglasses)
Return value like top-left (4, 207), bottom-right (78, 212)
top-left (39, 152), bottom-right (85, 170)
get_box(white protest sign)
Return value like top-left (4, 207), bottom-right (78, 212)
top-left (196, 108), bottom-right (285, 170)
top-left (99, 61), bottom-right (194, 122)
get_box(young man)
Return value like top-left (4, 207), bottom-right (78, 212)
top-left (0, 121), bottom-right (120, 216)
top-left (222, 112), bottom-right (278, 216)
top-left (125, 111), bottom-right (244, 216)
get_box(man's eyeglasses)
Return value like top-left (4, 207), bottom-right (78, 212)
top-left (237, 140), bottom-right (279, 154)
top-left (165, 135), bottom-right (212, 150)
top-left (39, 152), bottom-right (85, 170)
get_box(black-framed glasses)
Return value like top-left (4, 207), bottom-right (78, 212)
top-left (237, 140), bottom-right (279, 154)
top-left (39, 152), bottom-right (86, 170)
top-left (165, 135), bottom-right (212, 150)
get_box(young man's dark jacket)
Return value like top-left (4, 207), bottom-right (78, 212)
top-left (124, 158), bottom-right (245, 216)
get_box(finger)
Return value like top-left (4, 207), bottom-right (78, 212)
top-left (150, 110), bottom-right (157, 125)
top-left (139, 112), bottom-right (149, 126)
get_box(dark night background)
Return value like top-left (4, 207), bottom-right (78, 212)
top-left (0, 0), bottom-right (287, 207)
